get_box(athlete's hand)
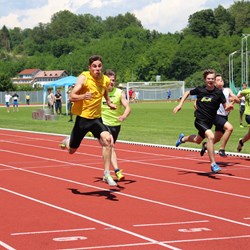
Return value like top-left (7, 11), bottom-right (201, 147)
top-left (83, 92), bottom-right (92, 100)
top-left (108, 102), bottom-right (116, 110)
top-left (173, 104), bottom-right (182, 114)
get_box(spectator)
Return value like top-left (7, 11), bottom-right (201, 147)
top-left (12, 92), bottom-right (19, 112)
top-left (4, 91), bottom-right (12, 112)
top-left (26, 93), bottom-right (30, 105)
top-left (55, 88), bottom-right (62, 115)
top-left (47, 88), bottom-right (55, 113)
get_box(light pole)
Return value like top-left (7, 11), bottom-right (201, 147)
top-left (241, 34), bottom-right (250, 85)
top-left (229, 50), bottom-right (239, 85)
top-left (69, 52), bottom-right (73, 76)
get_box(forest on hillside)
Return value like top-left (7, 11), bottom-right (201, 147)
top-left (0, 0), bottom-right (250, 91)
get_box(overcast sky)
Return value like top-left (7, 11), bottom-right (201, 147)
top-left (0, 0), bottom-right (235, 34)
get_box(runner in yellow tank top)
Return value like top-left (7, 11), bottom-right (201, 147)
top-left (59, 55), bottom-right (118, 186)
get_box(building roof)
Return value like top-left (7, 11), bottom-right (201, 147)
top-left (18, 69), bottom-right (41, 75)
top-left (35, 70), bottom-right (67, 78)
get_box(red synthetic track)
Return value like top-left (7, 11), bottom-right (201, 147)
top-left (0, 129), bottom-right (249, 250)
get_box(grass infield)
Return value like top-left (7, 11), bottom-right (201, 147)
top-left (0, 101), bottom-right (248, 154)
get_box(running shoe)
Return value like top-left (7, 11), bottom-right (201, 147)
top-left (211, 163), bottom-right (221, 173)
top-left (240, 124), bottom-right (244, 128)
top-left (237, 139), bottom-right (244, 152)
top-left (103, 175), bottom-right (117, 186)
top-left (115, 169), bottom-right (125, 181)
top-left (176, 133), bottom-right (184, 147)
top-left (59, 136), bottom-right (70, 150)
top-left (218, 149), bottom-right (227, 157)
top-left (200, 142), bottom-right (207, 156)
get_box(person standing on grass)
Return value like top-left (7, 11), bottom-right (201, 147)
top-left (12, 92), bottom-right (19, 112)
top-left (173, 69), bottom-right (234, 173)
top-left (55, 88), bottom-right (62, 115)
top-left (102, 69), bottom-right (131, 181)
top-left (67, 84), bottom-right (75, 122)
top-left (59, 55), bottom-right (117, 186)
top-left (236, 86), bottom-right (250, 152)
top-left (5, 91), bottom-right (12, 112)
top-left (26, 93), bottom-right (30, 105)
top-left (47, 88), bottom-right (55, 114)
top-left (199, 74), bottom-right (240, 157)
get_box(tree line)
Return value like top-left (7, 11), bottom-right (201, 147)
top-left (0, 0), bottom-right (249, 91)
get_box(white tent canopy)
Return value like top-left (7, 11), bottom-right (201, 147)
top-left (43, 76), bottom-right (77, 115)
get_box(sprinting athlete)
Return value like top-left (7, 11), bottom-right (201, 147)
top-left (173, 69), bottom-right (233, 173)
top-left (102, 69), bottom-right (131, 181)
top-left (200, 74), bottom-right (239, 157)
top-left (59, 55), bottom-right (117, 186)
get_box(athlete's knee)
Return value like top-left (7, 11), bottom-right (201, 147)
top-left (227, 125), bottom-right (234, 133)
top-left (100, 132), bottom-right (113, 147)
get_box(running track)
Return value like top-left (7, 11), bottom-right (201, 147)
top-left (0, 128), bottom-right (249, 250)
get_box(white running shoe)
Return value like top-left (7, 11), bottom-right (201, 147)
top-left (103, 175), bottom-right (117, 186)
top-left (59, 136), bottom-right (70, 150)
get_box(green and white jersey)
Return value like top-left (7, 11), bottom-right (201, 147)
top-left (240, 89), bottom-right (250, 115)
top-left (102, 87), bottom-right (125, 126)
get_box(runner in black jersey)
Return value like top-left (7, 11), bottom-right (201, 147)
top-left (173, 69), bottom-right (233, 173)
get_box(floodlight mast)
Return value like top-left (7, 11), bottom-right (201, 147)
top-left (241, 34), bottom-right (250, 85)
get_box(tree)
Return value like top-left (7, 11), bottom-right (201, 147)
top-left (0, 73), bottom-right (13, 91)
top-left (187, 9), bottom-right (218, 37)
top-left (0, 25), bottom-right (11, 51)
top-left (103, 12), bottom-right (142, 33)
top-left (214, 5), bottom-right (235, 36)
top-left (229, 0), bottom-right (250, 34)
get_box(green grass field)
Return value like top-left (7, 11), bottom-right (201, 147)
top-left (0, 101), bottom-right (248, 154)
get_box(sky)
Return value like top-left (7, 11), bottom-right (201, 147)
top-left (0, 0), bottom-right (236, 34)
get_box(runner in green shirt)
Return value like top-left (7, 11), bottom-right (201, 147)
top-left (102, 69), bottom-right (131, 181)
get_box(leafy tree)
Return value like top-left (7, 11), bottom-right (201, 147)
top-left (229, 0), bottom-right (250, 34)
top-left (50, 39), bottom-right (74, 57)
top-left (187, 9), bottom-right (218, 37)
top-left (214, 5), bottom-right (235, 36)
top-left (0, 25), bottom-right (11, 51)
top-left (0, 73), bottom-right (13, 91)
top-left (48, 10), bottom-right (79, 39)
top-left (103, 12), bottom-right (142, 33)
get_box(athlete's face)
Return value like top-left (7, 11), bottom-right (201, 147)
top-left (89, 60), bottom-right (102, 79)
top-left (205, 73), bottom-right (215, 89)
top-left (215, 76), bottom-right (224, 90)
top-left (107, 75), bottom-right (115, 92)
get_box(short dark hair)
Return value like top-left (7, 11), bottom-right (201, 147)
top-left (104, 69), bottom-right (116, 79)
top-left (203, 69), bottom-right (216, 79)
top-left (88, 55), bottom-right (102, 65)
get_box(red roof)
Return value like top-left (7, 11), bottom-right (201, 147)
top-left (35, 70), bottom-right (67, 78)
top-left (19, 69), bottom-right (41, 75)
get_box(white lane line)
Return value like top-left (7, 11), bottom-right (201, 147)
top-left (1, 128), bottom-right (250, 159)
top-left (59, 242), bottom-right (154, 250)
top-left (0, 187), bottom-right (180, 250)
top-left (0, 162), bottom-right (249, 228)
top-left (0, 241), bottom-right (15, 250)
top-left (11, 228), bottom-right (96, 236)
top-left (164, 234), bottom-right (250, 244)
top-left (58, 234), bottom-right (250, 250)
top-left (0, 149), bottom-right (249, 199)
top-left (1, 138), bottom-right (250, 181)
top-left (133, 220), bottom-right (209, 227)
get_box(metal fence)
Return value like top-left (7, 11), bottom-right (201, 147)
top-left (0, 91), bottom-right (66, 105)
top-left (1, 88), bottom-right (197, 104)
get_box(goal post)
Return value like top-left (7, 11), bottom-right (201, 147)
top-left (124, 81), bottom-right (185, 101)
